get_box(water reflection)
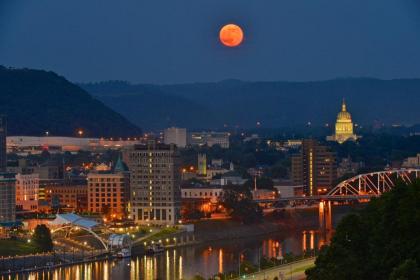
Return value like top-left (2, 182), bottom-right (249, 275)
top-left (5, 229), bottom-right (331, 280)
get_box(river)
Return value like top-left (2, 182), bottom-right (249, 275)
top-left (4, 227), bottom-right (332, 280)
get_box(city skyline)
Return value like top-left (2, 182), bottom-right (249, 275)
top-left (1, 1), bottom-right (419, 279)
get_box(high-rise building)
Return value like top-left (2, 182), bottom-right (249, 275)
top-left (291, 139), bottom-right (337, 196)
top-left (327, 100), bottom-right (358, 144)
top-left (0, 116), bottom-right (7, 172)
top-left (15, 173), bottom-right (40, 212)
top-left (123, 141), bottom-right (181, 225)
top-left (0, 172), bottom-right (16, 223)
top-left (87, 157), bottom-right (130, 220)
top-left (164, 127), bottom-right (187, 148)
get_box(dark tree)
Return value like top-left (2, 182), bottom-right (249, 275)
top-left (102, 204), bottom-right (112, 219)
top-left (389, 259), bottom-right (420, 280)
top-left (33, 224), bottom-right (53, 252)
top-left (220, 186), bottom-right (262, 224)
top-left (306, 180), bottom-right (420, 280)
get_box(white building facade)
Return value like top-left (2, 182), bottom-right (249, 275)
top-left (181, 187), bottom-right (223, 204)
top-left (164, 127), bottom-right (187, 148)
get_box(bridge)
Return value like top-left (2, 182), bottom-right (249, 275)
top-left (256, 169), bottom-right (420, 204)
top-left (327, 168), bottom-right (419, 196)
top-left (257, 169), bottom-right (420, 231)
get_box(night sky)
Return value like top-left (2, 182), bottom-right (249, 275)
top-left (1, 0), bottom-right (420, 84)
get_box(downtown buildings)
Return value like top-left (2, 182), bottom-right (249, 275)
top-left (163, 128), bottom-right (230, 149)
top-left (87, 158), bottom-right (130, 220)
top-left (42, 179), bottom-right (88, 213)
top-left (291, 139), bottom-right (337, 196)
top-left (123, 141), bottom-right (181, 225)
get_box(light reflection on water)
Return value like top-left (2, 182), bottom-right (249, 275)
top-left (5, 229), bottom-right (331, 280)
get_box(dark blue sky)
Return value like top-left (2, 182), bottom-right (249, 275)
top-left (1, 0), bottom-right (420, 84)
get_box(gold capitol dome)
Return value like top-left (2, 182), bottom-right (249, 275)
top-left (327, 99), bottom-right (359, 144)
top-left (337, 100), bottom-right (352, 121)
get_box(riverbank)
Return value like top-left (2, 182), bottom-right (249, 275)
top-left (2, 205), bottom-right (359, 276)
top-left (2, 205), bottom-right (359, 279)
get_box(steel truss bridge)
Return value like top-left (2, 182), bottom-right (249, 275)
top-left (258, 169), bottom-right (420, 204)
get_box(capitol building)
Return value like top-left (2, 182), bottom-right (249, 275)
top-left (327, 100), bottom-right (358, 144)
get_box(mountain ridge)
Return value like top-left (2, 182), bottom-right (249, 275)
top-left (80, 78), bottom-right (420, 130)
top-left (0, 66), bottom-right (142, 137)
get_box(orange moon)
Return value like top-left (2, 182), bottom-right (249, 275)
top-left (219, 24), bottom-right (244, 47)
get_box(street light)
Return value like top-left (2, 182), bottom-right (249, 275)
top-left (238, 248), bottom-right (251, 278)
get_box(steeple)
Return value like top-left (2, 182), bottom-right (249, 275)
top-left (341, 98), bottom-right (347, 112)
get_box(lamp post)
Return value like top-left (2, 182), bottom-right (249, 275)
top-left (238, 248), bottom-right (254, 278)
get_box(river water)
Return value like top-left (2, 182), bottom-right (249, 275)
top-left (4, 228), bottom-right (332, 280)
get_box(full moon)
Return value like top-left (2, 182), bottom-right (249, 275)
top-left (219, 24), bottom-right (244, 47)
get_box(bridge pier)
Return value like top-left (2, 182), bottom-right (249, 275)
top-left (319, 201), bottom-right (332, 232)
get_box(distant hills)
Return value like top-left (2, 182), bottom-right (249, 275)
top-left (0, 66), bottom-right (141, 137)
top-left (81, 78), bottom-right (420, 130)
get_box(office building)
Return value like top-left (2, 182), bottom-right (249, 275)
top-left (291, 139), bottom-right (337, 196)
top-left (15, 173), bottom-right (40, 212)
top-left (0, 172), bottom-right (16, 223)
top-left (87, 157), bottom-right (130, 220)
top-left (0, 116), bottom-right (6, 172)
top-left (123, 141), bottom-right (181, 225)
top-left (164, 127), bottom-right (187, 148)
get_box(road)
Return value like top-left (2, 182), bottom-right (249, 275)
top-left (236, 257), bottom-right (315, 280)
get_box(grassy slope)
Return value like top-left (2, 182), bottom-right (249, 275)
top-left (0, 239), bottom-right (42, 257)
